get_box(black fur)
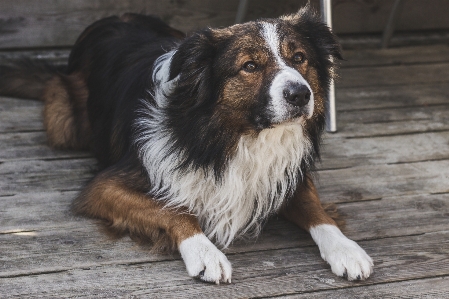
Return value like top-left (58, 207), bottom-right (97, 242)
top-left (67, 14), bottom-right (184, 167)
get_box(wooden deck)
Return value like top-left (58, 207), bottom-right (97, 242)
top-left (1, 43), bottom-right (449, 298)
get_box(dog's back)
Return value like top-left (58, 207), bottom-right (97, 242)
top-left (0, 13), bottom-right (184, 166)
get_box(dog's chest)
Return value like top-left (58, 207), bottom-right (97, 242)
top-left (168, 123), bottom-right (311, 247)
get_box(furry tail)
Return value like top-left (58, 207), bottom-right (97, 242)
top-left (0, 60), bottom-right (66, 99)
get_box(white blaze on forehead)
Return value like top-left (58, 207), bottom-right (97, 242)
top-left (260, 22), bottom-right (314, 120)
top-left (261, 22), bottom-right (286, 66)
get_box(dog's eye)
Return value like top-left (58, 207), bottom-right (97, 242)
top-left (242, 61), bottom-right (257, 72)
top-left (293, 52), bottom-right (305, 64)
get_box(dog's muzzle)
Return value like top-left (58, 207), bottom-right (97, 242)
top-left (268, 68), bottom-right (315, 123)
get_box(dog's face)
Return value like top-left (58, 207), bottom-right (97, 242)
top-left (161, 7), bottom-right (341, 174)
top-left (214, 21), bottom-right (319, 129)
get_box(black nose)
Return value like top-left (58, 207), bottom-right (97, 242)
top-left (283, 84), bottom-right (311, 107)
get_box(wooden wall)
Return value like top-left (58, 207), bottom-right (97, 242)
top-left (0, 0), bottom-right (448, 50)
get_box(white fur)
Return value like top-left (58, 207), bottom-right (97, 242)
top-left (136, 100), bottom-right (312, 248)
top-left (261, 22), bottom-right (314, 120)
top-left (310, 224), bottom-right (374, 280)
top-left (179, 233), bottom-right (232, 284)
top-left (151, 50), bottom-right (177, 107)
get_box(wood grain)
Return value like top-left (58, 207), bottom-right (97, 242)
top-left (0, 0), bottom-right (307, 49)
top-left (341, 44), bottom-right (449, 68)
top-left (331, 105), bottom-right (449, 138)
top-left (338, 62), bottom-right (449, 88)
top-left (320, 131), bottom-right (449, 169)
top-left (2, 0), bottom-right (449, 49)
top-left (277, 276), bottom-right (449, 299)
top-left (0, 158), bottom-right (96, 196)
top-left (0, 131), bottom-right (90, 162)
top-left (1, 231), bottom-right (448, 298)
top-left (336, 82), bottom-right (449, 111)
top-left (317, 160), bottom-right (449, 203)
top-left (0, 97), bottom-right (43, 133)
top-left (1, 190), bottom-right (448, 276)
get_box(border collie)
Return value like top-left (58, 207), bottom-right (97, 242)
top-left (0, 6), bottom-right (373, 284)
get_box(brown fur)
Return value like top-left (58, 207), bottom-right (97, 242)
top-left (72, 169), bottom-right (203, 252)
top-left (215, 24), bottom-right (326, 133)
top-left (280, 174), bottom-right (339, 231)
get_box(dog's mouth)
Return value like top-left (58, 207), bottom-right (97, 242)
top-left (292, 109), bottom-right (308, 119)
top-left (270, 113), bottom-right (307, 128)
top-left (282, 107), bottom-right (311, 124)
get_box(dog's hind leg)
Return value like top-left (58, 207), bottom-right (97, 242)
top-left (72, 168), bottom-right (232, 284)
top-left (280, 174), bottom-right (373, 281)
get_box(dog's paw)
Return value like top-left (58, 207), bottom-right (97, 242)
top-left (310, 224), bottom-right (373, 281)
top-left (179, 233), bottom-right (232, 284)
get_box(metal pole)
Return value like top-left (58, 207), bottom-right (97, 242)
top-left (381, 0), bottom-right (403, 49)
top-left (235, 0), bottom-right (249, 24)
top-left (320, 0), bottom-right (337, 132)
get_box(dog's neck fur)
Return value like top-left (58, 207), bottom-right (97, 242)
top-left (134, 53), bottom-right (312, 248)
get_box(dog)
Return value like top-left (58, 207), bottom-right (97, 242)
top-left (0, 6), bottom-right (373, 284)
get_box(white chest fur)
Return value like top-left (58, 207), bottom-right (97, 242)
top-left (137, 111), bottom-right (312, 248)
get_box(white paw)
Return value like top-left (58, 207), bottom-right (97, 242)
top-left (179, 234), bottom-right (232, 284)
top-left (310, 224), bottom-right (373, 281)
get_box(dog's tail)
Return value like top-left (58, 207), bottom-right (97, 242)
top-left (0, 59), bottom-right (66, 100)
top-left (0, 60), bottom-right (91, 150)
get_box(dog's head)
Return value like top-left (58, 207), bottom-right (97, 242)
top-left (153, 6), bottom-right (342, 174)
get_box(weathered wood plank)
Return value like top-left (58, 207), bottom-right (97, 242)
top-left (2, 0), bottom-right (449, 49)
top-left (320, 130), bottom-right (449, 169)
top-left (1, 157), bottom-right (448, 202)
top-left (341, 44), bottom-right (449, 68)
top-left (1, 190), bottom-right (447, 276)
top-left (0, 97), bottom-right (43, 133)
top-left (0, 191), bottom-right (81, 233)
top-left (0, 0), bottom-right (310, 49)
top-left (276, 276), bottom-right (449, 299)
top-left (1, 231), bottom-right (448, 298)
top-left (317, 160), bottom-right (449, 203)
top-left (330, 104), bottom-right (449, 138)
top-left (336, 193), bottom-right (449, 239)
top-left (338, 62), bottom-right (449, 88)
top-left (0, 49), bottom-right (70, 65)
top-left (0, 131), bottom-right (90, 162)
top-left (332, 0), bottom-right (449, 34)
top-left (0, 158), bottom-right (96, 196)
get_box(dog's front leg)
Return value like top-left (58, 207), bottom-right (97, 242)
top-left (280, 174), bottom-right (373, 280)
top-left (73, 170), bottom-right (232, 284)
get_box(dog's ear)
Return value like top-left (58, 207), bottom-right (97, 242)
top-left (282, 5), bottom-right (342, 84)
top-left (168, 29), bottom-right (217, 108)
